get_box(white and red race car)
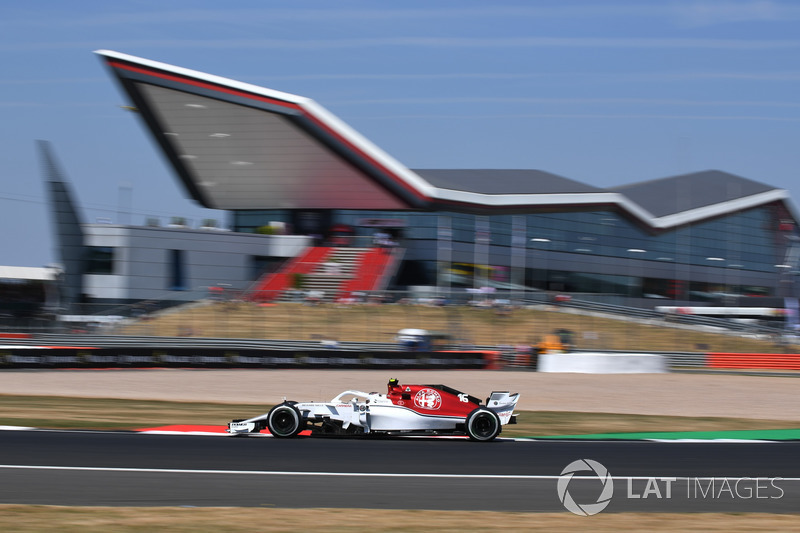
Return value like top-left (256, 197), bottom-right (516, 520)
top-left (227, 379), bottom-right (519, 441)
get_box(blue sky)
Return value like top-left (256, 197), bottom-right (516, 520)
top-left (2, 1), bottom-right (800, 267)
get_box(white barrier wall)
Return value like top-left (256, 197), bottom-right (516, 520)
top-left (538, 352), bottom-right (667, 373)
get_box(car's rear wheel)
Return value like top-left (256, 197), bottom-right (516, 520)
top-left (267, 403), bottom-right (303, 438)
top-left (465, 408), bottom-right (501, 441)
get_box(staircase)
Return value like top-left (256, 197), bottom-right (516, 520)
top-left (277, 247), bottom-right (367, 302)
top-left (338, 247), bottom-right (401, 299)
top-left (248, 246), bottom-right (402, 303)
top-left (246, 247), bottom-right (332, 302)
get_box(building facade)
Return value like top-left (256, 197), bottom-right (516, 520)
top-left (83, 50), bottom-right (800, 309)
top-left (231, 201), bottom-right (797, 305)
top-left (82, 224), bottom-right (309, 304)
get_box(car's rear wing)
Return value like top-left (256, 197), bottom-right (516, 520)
top-left (486, 391), bottom-right (519, 425)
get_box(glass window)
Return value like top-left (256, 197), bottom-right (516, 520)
top-left (168, 249), bottom-right (186, 291)
top-left (85, 247), bottom-right (114, 274)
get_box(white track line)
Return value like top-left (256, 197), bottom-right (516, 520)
top-left (0, 426), bottom-right (529, 441)
top-left (0, 465), bottom-right (799, 481)
top-left (0, 426), bottom-right (792, 443)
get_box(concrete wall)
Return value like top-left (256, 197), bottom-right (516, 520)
top-left (538, 352), bottom-right (667, 373)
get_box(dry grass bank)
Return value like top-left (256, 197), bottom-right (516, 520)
top-left (116, 301), bottom-right (795, 354)
top-left (0, 506), bottom-right (795, 532)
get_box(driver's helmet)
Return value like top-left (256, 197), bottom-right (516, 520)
top-left (388, 378), bottom-right (400, 388)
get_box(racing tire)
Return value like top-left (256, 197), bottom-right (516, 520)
top-left (465, 408), bottom-right (501, 442)
top-left (267, 403), bottom-right (303, 438)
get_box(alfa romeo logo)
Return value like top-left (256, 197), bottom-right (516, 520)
top-left (557, 459), bottom-right (614, 516)
top-left (414, 388), bottom-right (442, 410)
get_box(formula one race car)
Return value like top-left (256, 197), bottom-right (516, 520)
top-left (227, 378), bottom-right (519, 442)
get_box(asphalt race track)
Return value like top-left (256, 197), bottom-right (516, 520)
top-left (1, 430), bottom-right (800, 513)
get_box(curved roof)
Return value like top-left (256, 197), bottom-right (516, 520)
top-left (96, 50), bottom-right (797, 230)
top-left (414, 169), bottom-right (604, 195)
top-left (96, 50), bottom-right (434, 211)
top-left (609, 170), bottom-right (778, 218)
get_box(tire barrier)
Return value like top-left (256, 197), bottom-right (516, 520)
top-left (708, 352), bottom-right (800, 371)
top-left (0, 346), bottom-right (495, 370)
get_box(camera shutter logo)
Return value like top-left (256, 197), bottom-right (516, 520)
top-left (557, 459), bottom-right (614, 516)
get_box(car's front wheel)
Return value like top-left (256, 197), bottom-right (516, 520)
top-left (267, 403), bottom-right (303, 438)
top-left (465, 408), bottom-right (501, 441)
